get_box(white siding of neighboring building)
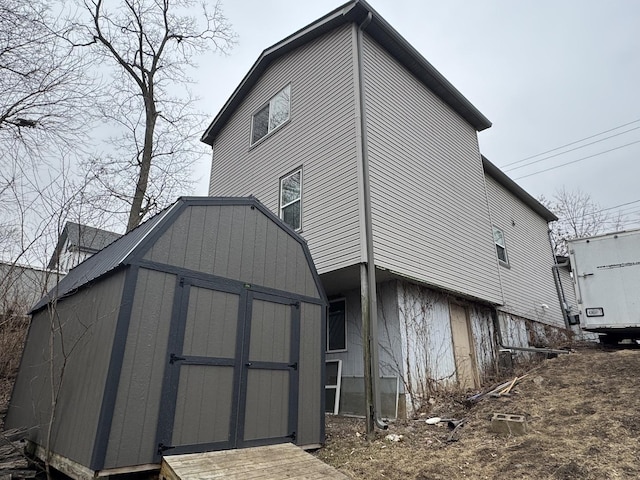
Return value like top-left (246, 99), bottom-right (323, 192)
top-left (361, 33), bottom-right (503, 305)
top-left (485, 175), bottom-right (564, 328)
top-left (209, 25), bottom-right (362, 274)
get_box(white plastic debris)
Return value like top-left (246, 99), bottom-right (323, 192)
top-left (425, 417), bottom-right (441, 425)
top-left (385, 434), bottom-right (404, 442)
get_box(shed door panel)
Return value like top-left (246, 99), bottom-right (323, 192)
top-left (241, 298), bottom-right (297, 445)
top-left (168, 286), bottom-right (242, 453)
top-left (172, 365), bottom-right (233, 446)
top-left (159, 281), bottom-right (300, 457)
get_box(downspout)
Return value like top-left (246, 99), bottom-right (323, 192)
top-left (356, 12), bottom-right (387, 431)
top-left (548, 229), bottom-right (571, 329)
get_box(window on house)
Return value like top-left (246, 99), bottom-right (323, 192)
top-left (327, 299), bottom-right (347, 352)
top-left (279, 168), bottom-right (302, 231)
top-left (492, 226), bottom-right (509, 265)
top-left (251, 84), bottom-right (290, 144)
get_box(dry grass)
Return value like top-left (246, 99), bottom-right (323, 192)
top-left (0, 314), bottom-right (29, 429)
top-left (316, 345), bottom-right (640, 479)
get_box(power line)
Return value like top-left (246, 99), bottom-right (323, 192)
top-left (598, 199), bottom-right (640, 214)
top-left (500, 118), bottom-right (640, 169)
top-left (504, 126), bottom-right (640, 172)
top-left (514, 140), bottom-right (640, 180)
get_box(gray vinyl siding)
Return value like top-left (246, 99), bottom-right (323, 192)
top-left (325, 282), bottom-right (402, 380)
top-left (361, 34), bottom-right (503, 305)
top-left (208, 25), bottom-right (361, 275)
top-left (143, 205), bottom-right (319, 299)
top-left (485, 175), bottom-right (564, 327)
top-left (104, 268), bottom-right (175, 468)
top-left (5, 271), bottom-right (125, 467)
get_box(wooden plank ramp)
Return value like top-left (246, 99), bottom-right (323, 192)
top-left (160, 443), bottom-right (349, 480)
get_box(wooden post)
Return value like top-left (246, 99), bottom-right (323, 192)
top-left (360, 263), bottom-right (374, 436)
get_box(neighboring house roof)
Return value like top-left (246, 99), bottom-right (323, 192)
top-left (482, 155), bottom-right (558, 222)
top-left (47, 222), bottom-right (122, 269)
top-left (201, 0), bottom-right (491, 146)
top-left (33, 197), bottom-right (319, 313)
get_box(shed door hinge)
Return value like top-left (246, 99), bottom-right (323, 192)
top-left (170, 353), bottom-right (185, 364)
top-left (289, 362), bottom-right (298, 370)
top-left (157, 443), bottom-right (175, 454)
top-left (288, 431), bottom-right (296, 441)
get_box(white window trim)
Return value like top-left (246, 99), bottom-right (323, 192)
top-left (492, 225), bottom-right (510, 266)
top-left (325, 359), bottom-right (342, 415)
top-left (279, 168), bottom-right (303, 232)
top-left (250, 84), bottom-right (291, 146)
top-left (326, 298), bottom-right (347, 353)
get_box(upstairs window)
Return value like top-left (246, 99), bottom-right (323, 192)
top-left (279, 168), bottom-right (302, 231)
top-left (492, 226), bottom-right (509, 265)
top-left (251, 84), bottom-right (290, 145)
top-left (327, 299), bottom-right (347, 352)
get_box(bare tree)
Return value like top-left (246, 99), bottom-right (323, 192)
top-left (68, 0), bottom-right (236, 231)
top-left (542, 187), bottom-right (625, 256)
top-left (0, 0), bottom-right (94, 168)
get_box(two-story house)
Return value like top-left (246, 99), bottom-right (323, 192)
top-left (202, 0), bottom-right (568, 417)
top-left (47, 222), bottom-right (121, 273)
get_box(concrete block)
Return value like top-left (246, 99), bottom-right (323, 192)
top-left (490, 413), bottom-right (528, 435)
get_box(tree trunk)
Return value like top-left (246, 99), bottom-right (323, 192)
top-left (126, 96), bottom-right (156, 232)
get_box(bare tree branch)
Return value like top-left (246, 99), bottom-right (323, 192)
top-left (67, 0), bottom-right (236, 231)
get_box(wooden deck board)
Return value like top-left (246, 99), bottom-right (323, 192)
top-left (160, 443), bottom-right (349, 480)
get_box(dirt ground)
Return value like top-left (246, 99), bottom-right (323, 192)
top-left (2, 344), bottom-right (639, 479)
top-left (315, 345), bottom-right (640, 480)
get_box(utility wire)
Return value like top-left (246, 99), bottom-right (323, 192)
top-left (597, 199), bottom-right (640, 214)
top-left (504, 126), bottom-right (640, 172)
top-left (514, 140), bottom-right (640, 180)
top-left (501, 118), bottom-right (640, 169)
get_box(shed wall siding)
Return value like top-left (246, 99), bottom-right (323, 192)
top-left (105, 268), bottom-right (176, 468)
top-left (485, 175), bottom-right (564, 327)
top-left (5, 271), bottom-right (126, 467)
top-left (144, 205), bottom-right (319, 299)
top-left (361, 34), bottom-right (502, 304)
top-left (208, 25), bottom-right (361, 274)
top-left (297, 302), bottom-right (323, 446)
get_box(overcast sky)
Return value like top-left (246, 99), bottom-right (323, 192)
top-left (191, 0), bottom-right (640, 227)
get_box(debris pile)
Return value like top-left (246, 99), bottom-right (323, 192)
top-left (0, 428), bottom-right (37, 479)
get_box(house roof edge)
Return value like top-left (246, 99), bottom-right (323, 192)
top-left (482, 155), bottom-right (558, 222)
top-left (201, 0), bottom-right (490, 146)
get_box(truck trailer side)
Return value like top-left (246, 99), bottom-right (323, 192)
top-left (569, 229), bottom-right (640, 344)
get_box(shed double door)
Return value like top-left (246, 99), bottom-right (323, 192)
top-left (157, 277), bottom-right (300, 457)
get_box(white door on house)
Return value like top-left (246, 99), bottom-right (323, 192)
top-left (449, 303), bottom-right (478, 390)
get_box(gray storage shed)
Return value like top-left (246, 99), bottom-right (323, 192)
top-left (6, 197), bottom-right (327, 478)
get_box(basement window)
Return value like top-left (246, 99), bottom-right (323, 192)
top-left (325, 359), bottom-right (342, 415)
top-left (492, 226), bottom-right (509, 266)
top-left (251, 84), bottom-right (290, 145)
top-left (327, 299), bottom-right (347, 352)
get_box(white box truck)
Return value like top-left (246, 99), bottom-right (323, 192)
top-left (569, 229), bottom-right (640, 344)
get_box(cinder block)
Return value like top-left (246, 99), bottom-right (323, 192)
top-left (490, 413), bottom-right (528, 435)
